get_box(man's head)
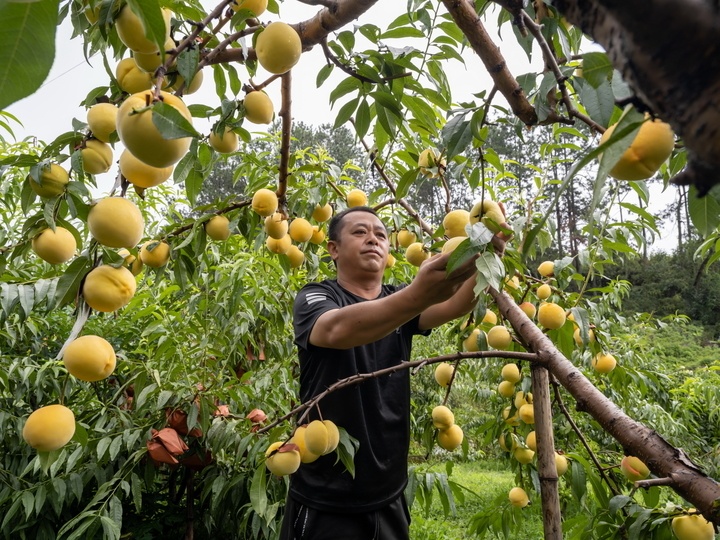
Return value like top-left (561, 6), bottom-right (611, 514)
top-left (328, 206), bottom-right (385, 243)
top-left (327, 207), bottom-right (389, 276)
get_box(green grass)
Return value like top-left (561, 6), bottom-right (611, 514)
top-left (408, 459), bottom-right (544, 539)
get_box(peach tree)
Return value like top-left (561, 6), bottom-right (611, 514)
top-left (1, 0), bottom-right (720, 538)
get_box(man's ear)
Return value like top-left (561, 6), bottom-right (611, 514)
top-left (327, 240), bottom-right (339, 260)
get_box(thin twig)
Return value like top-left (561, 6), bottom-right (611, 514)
top-left (258, 349), bottom-right (537, 432)
top-left (249, 73), bottom-right (283, 91)
top-left (320, 39), bottom-right (410, 84)
top-left (155, 1), bottom-right (235, 90)
top-left (351, 122), bottom-right (437, 239)
top-left (519, 11), bottom-right (604, 133)
top-left (635, 477), bottom-right (675, 488)
top-left (166, 199), bottom-right (251, 240)
top-left (277, 72), bottom-right (293, 211)
top-left (551, 376), bottom-right (622, 496)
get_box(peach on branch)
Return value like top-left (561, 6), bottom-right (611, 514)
top-left (119, 149), bottom-right (173, 188)
top-left (86, 103), bottom-right (117, 143)
top-left (312, 203), bottom-right (333, 223)
top-left (82, 264), bottom-right (137, 312)
top-left (265, 441), bottom-right (301, 476)
top-left (31, 227), bottom-right (77, 264)
top-left (437, 424), bottom-right (463, 451)
top-left (244, 91), bottom-right (274, 124)
top-left (23, 404), bottom-right (76, 452)
top-left (346, 188), bottom-right (368, 208)
top-left (209, 127), bottom-right (239, 154)
top-left (63, 335), bottom-right (116, 382)
top-left (117, 90), bottom-right (193, 169)
top-left (620, 455), bottom-right (650, 482)
top-left (115, 4), bottom-right (172, 53)
top-left (431, 405), bottom-right (454, 430)
top-left (28, 163), bottom-right (69, 198)
top-left (205, 215), bottom-right (231, 241)
top-left (140, 240), bottom-right (171, 268)
top-left (87, 197), bottom-right (144, 249)
top-left (80, 139), bottom-right (113, 175)
top-left (255, 22), bottom-right (302, 74)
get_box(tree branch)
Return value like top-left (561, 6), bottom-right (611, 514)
top-left (352, 124), bottom-right (437, 239)
top-left (277, 72), bottom-right (293, 210)
top-left (441, 0), bottom-right (538, 126)
top-left (258, 349), bottom-right (537, 433)
top-left (518, 11), bottom-right (604, 132)
top-left (551, 376), bottom-right (621, 496)
top-left (552, 0), bottom-right (720, 194)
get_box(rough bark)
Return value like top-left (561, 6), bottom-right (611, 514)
top-left (549, 0), bottom-right (720, 195)
top-left (490, 286), bottom-right (720, 524)
top-left (441, 0), bottom-right (538, 126)
top-left (293, 0), bottom-right (379, 48)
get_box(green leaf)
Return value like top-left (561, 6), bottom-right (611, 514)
top-left (157, 390), bottom-right (173, 409)
top-left (0, 0), bottom-right (59, 110)
top-left (688, 185), bottom-right (720, 237)
top-left (333, 98), bottom-right (359, 129)
top-left (475, 251), bottom-right (504, 293)
top-left (152, 102), bottom-right (200, 139)
top-left (370, 91), bottom-right (402, 118)
top-left (375, 103), bottom-right (396, 136)
top-left (100, 514), bottom-right (121, 540)
top-left (608, 494), bottom-right (632, 514)
top-left (50, 257), bottom-right (92, 311)
top-left (336, 428), bottom-right (359, 478)
top-left (380, 27), bottom-right (425, 39)
top-left (316, 63), bottom-right (334, 88)
top-left (1, 496), bottom-right (22, 529)
top-left (177, 48), bottom-right (200, 89)
top-left (354, 99), bottom-right (371, 140)
top-left (581, 51), bottom-right (613, 88)
top-left (442, 113), bottom-right (472, 160)
top-left (576, 78), bottom-right (615, 128)
top-left (22, 491), bottom-right (34, 520)
top-left (641, 485), bottom-right (661, 508)
top-left (249, 463), bottom-right (268, 516)
top-left (395, 169), bottom-right (417, 200)
top-left (97, 436), bottom-right (112, 460)
top-left (329, 77), bottom-right (360, 106)
top-left (446, 238), bottom-right (474, 269)
top-left (184, 167), bottom-right (205, 207)
top-left (569, 458), bottom-right (588, 503)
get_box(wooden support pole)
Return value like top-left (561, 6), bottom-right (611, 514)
top-left (530, 363), bottom-right (563, 539)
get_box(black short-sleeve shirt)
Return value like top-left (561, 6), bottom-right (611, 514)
top-left (289, 279), bottom-right (429, 512)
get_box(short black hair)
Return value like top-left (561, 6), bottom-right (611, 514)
top-left (328, 206), bottom-right (384, 242)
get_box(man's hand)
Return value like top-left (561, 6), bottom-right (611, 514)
top-left (409, 250), bottom-right (479, 307)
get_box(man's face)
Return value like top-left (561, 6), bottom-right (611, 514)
top-left (328, 211), bottom-right (389, 275)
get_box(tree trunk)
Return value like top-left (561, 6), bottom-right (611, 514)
top-left (549, 0), bottom-right (720, 195)
top-left (677, 191), bottom-right (683, 251)
top-left (490, 286), bottom-right (720, 524)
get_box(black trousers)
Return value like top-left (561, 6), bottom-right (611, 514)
top-left (278, 493), bottom-right (410, 540)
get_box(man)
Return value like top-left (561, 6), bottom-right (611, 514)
top-left (280, 206), bottom-right (485, 540)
